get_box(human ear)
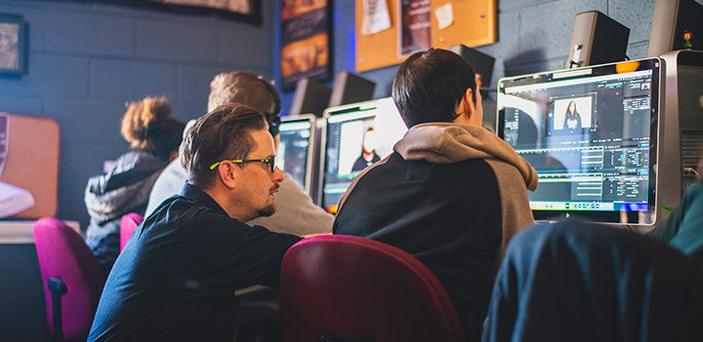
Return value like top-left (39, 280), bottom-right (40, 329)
top-left (217, 162), bottom-right (237, 189)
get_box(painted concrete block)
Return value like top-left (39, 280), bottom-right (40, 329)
top-left (627, 41), bottom-right (650, 60)
top-left (609, 0), bottom-right (655, 44)
top-left (136, 19), bottom-right (219, 63)
top-left (44, 11), bottom-right (133, 56)
top-left (0, 96), bottom-right (42, 115)
top-left (219, 26), bottom-right (271, 68)
top-left (0, 53), bottom-right (89, 96)
top-left (519, 0), bottom-right (608, 61)
top-left (501, 0), bottom-right (561, 12)
top-left (44, 99), bottom-right (126, 144)
top-left (91, 58), bottom-right (178, 100)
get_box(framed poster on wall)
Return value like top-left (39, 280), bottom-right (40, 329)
top-left (280, 0), bottom-right (332, 90)
top-left (0, 13), bottom-right (27, 76)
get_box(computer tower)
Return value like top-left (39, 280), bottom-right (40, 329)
top-left (448, 44), bottom-right (496, 87)
top-left (659, 50), bottom-right (703, 212)
top-left (567, 11), bottom-right (630, 68)
top-left (289, 78), bottom-right (332, 117)
top-left (328, 72), bottom-right (376, 107)
top-left (648, 0), bottom-right (703, 57)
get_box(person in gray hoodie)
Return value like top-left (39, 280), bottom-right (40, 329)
top-left (85, 96), bottom-right (184, 276)
top-left (333, 48), bottom-right (537, 341)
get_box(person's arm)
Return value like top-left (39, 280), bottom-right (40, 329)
top-left (180, 211), bottom-right (302, 290)
top-left (669, 184), bottom-right (703, 255)
top-left (649, 184), bottom-right (703, 247)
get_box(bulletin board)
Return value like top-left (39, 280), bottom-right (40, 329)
top-left (355, 0), bottom-right (497, 73)
top-left (0, 113), bottom-right (59, 218)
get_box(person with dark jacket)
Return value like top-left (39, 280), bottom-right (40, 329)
top-left (88, 104), bottom-right (301, 341)
top-left (483, 220), bottom-right (703, 342)
top-left (333, 48), bottom-right (536, 341)
top-left (84, 96), bottom-right (184, 276)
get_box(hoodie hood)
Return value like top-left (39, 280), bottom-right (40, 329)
top-left (85, 151), bottom-right (166, 222)
top-left (394, 122), bottom-right (538, 191)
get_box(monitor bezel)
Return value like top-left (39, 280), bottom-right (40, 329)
top-left (317, 97), bottom-right (397, 211)
top-left (279, 114), bottom-right (317, 195)
top-left (496, 58), bottom-right (663, 225)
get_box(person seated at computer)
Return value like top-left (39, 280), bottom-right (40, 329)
top-left (649, 158), bottom-right (703, 258)
top-left (351, 127), bottom-right (381, 172)
top-left (145, 71), bottom-right (333, 235)
top-left (84, 96), bottom-right (184, 276)
top-left (333, 48), bottom-right (537, 341)
top-left (563, 100), bottom-right (582, 130)
top-left (483, 219), bottom-right (703, 342)
top-left (88, 104), bottom-right (302, 342)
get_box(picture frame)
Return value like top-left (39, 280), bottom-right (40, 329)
top-left (280, 0), bottom-right (332, 90)
top-left (0, 13), bottom-right (27, 77)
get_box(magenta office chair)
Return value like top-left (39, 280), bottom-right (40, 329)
top-left (280, 235), bottom-right (465, 342)
top-left (119, 213), bottom-right (143, 252)
top-left (33, 217), bottom-right (104, 342)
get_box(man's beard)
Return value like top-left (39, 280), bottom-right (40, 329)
top-left (257, 203), bottom-right (276, 217)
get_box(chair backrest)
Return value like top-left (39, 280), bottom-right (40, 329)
top-left (280, 235), bottom-right (465, 342)
top-left (119, 213), bottom-right (143, 252)
top-left (33, 217), bottom-right (104, 341)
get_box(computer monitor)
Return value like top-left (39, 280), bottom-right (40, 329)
top-left (319, 97), bottom-right (407, 213)
top-left (277, 114), bottom-right (317, 195)
top-left (497, 58), bottom-right (664, 225)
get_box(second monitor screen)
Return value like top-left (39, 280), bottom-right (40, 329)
top-left (323, 98), bottom-right (407, 212)
top-left (278, 119), bottom-right (313, 191)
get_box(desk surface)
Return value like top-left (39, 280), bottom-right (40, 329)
top-left (0, 220), bottom-right (80, 244)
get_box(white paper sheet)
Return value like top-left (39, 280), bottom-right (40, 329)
top-left (361, 0), bottom-right (392, 35)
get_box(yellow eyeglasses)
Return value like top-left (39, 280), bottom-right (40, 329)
top-left (209, 158), bottom-right (276, 172)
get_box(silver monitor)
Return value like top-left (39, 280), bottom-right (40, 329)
top-left (497, 58), bottom-right (664, 225)
top-left (659, 50), bottom-right (703, 209)
top-left (277, 114), bottom-right (317, 195)
top-left (319, 97), bottom-right (407, 213)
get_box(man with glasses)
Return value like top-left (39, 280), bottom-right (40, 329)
top-left (145, 71), bottom-right (333, 235)
top-left (89, 104), bottom-right (302, 341)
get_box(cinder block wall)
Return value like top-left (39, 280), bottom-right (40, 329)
top-left (0, 0), bottom-right (274, 227)
top-left (275, 0), bottom-right (703, 112)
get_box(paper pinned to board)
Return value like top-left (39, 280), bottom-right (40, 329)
top-left (361, 0), bottom-right (392, 35)
top-left (435, 3), bottom-right (454, 30)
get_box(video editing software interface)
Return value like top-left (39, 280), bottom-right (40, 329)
top-left (322, 98), bottom-right (407, 213)
top-left (498, 61), bottom-right (659, 222)
top-left (277, 118), bottom-right (313, 190)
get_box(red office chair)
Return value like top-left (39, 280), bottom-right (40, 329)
top-left (280, 235), bottom-right (465, 342)
top-left (33, 217), bottom-right (104, 342)
top-left (119, 213), bottom-right (143, 252)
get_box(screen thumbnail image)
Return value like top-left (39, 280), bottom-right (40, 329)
top-left (552, 96), bottom-right (594, 131)
top-left (337, 119), bottom-right (379, 176)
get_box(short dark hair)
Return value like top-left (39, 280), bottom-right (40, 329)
top-left (181, 104), bottom-right (267, 188)
top-left (391, 48), bottom-right (477, 128)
